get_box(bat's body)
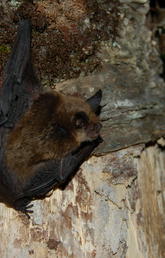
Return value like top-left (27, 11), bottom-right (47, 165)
top-left (0, 20), bottom-right (102, 216)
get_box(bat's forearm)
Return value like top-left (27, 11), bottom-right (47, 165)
top-left (57, 137), bottom-right (103, 183)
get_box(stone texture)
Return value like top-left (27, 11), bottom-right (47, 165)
top-left (0, 145), bottom-right (142, 257)
top-left (0, 1), bottom-right (164, 258)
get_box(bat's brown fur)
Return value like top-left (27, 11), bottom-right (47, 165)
top-left (5, 91), bottom-right (100, 182)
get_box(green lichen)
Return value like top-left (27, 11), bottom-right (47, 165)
top-left (0, 45), bottom-right (11, 54)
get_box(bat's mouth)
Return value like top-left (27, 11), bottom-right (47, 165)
top-left (87, 122), bottom-right (102, 139)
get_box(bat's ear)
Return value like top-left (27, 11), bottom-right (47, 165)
top-left (86, 90), bottom-right (102, 115)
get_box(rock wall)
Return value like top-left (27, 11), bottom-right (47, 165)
top-left (0, 0), bottom-right (164, 257)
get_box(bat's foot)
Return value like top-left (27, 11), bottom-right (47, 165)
top-left (19, 204), bottom-right (33, 219)
top-left (14, 198), bottom-right (33, 218)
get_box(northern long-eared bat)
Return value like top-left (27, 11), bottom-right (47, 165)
top-left (0, 20), bottom-right (102, 217)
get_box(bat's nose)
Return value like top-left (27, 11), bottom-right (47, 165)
top-left (94, 122), bottom-right (102, 133)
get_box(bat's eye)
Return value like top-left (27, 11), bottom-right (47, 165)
top-left (75, 119), bottom-right (86, 129)
top-left (73, 112), bottom-right (89, 129)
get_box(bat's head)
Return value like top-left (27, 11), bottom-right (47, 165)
top-left (57, 90), bottom-right (102, 144)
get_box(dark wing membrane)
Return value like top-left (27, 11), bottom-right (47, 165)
top-left (0, 20), bottom-right (41, 215)
top-left (16, 137), bottom-right (102, 200)
top-left (0, 20), bottom-right (41, 127)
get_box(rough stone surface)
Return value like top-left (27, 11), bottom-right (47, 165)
top-left (0, 145), bottom-right (142, 257)
top-left (127, 140), bottom-right (165, 258)
top-left (0, 1), bottom-right (164, 258)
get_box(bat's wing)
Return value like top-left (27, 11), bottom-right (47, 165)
top-left (0, 20), bottom-right (40, 128)
top-left (14, 137), bottom-right (102, 211)
top-left (0, 20), bottom-right (41, 216)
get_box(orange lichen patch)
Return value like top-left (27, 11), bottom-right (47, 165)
top-left (36, 0), bottom-right (87, 31)
top-left (0, 0), bottom-right (121, 86)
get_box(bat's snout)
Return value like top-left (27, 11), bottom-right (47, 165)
top-left (87, 122), bottom-right (102, 139)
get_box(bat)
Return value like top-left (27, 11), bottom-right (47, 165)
top-left (0, 20), bottom-right (102, 217)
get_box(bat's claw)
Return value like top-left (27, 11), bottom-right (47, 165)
top-left (14, 198), bottom-right (33, 218)
top-left (17, 204), bottom-right (33, 219)
top-left (22, 204), bottom-right (34, 219)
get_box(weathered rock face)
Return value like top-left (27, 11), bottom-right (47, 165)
top-left (54, 0), bottom-right (165, 154)
top-left (0, 141), bottom-right (164, 258)
top-left (0, 0), bottom-right (165, 257)
top-left (135, 142), bottom-right (165, 258)
top-left (0, 145), bottom-right (142, 257)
